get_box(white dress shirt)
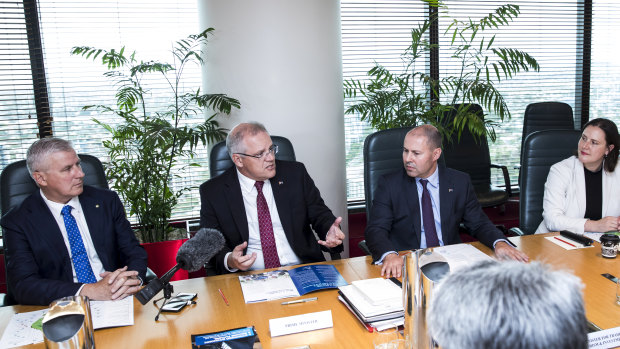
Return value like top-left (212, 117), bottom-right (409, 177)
top-left (40, 190), bottom-right (105, 283)
top-left (224, 170), bottom-right (302, 271)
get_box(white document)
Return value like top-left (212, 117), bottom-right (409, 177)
top-left (339, 284), bottom-right (403, 319)
top-left (238, 271), bottom-right (300, 303)
top-left (90, 296), bottom-right (134, 329)
top-left (545, 236), bottom-right (593, 250)
top-left (269, 310), bottom-right (333, 337)
top-left (588, 326), bottom-right (620, 348)
top-left (351, 278), bottom-right (401, 306)
top-left (432, 243), bottom-right (493, 272)
top-left (0, 297), bottom-right (134, 348)
top-left (0, 308), bottom-right (47, 348)
top-left (584, 232), bottom-right (604, 243)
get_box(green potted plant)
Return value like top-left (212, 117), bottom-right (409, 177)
top-left (344, 2), bottom-right (539, 142)
top-left (71, 28), bottom-right (240, 245)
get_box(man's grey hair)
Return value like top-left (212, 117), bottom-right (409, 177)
top-left (428, 260), bottom-right (588, 349)
top-left (26, 138), bottom-right (75, 177)
top-left (226, 122), bottom-right (269, 156)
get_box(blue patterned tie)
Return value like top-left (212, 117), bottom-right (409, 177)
top-left (61, 205), bottom-right (97, 283)
top-left (420, 179), bottom-right (440, 247)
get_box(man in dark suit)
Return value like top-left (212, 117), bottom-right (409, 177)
top-left (1, 138), bottom-right (148, 305)
top-left (200, 122), bottom-right (345, 274)
top-left (365, 125), bottom-right (528, 278)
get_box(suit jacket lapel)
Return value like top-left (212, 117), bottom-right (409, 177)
top-left (438, 165), bottom-right (454, 239)
top-left (224, 168), bottom-right (250, 242)
top-left (80, 190), bottom-right (109, 268)
top-left (31, 192), bottom-right (73, 279)
top-left (403, 171), bottom-right (422, 244)
top-left (270, 172), bottom-right (294, 243)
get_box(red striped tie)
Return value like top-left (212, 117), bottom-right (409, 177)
top-left (255, 181), bottom-right (281, 268)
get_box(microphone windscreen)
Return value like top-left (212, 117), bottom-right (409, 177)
top-left (176, 228), bottom-right (225, 272)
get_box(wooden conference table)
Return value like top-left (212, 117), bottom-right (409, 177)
top-left (1, 232), bottom-right (619, 348)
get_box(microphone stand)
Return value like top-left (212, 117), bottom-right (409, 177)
top-left (153, 281), bottom-right (174, 321)
top-left (137, 263), bottom-right (182, 321)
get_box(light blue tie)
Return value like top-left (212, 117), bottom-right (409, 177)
top-left (61, 205), bottom-right (97, 283)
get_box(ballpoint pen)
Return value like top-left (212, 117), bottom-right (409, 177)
top-left (218, 288), bottom-right (229, 306)
top-left (281, 297), bottom-right (318, 305)
top-left (555, 236), bottom-right (577, 248)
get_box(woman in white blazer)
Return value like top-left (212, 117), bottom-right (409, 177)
top-left (536, 118), bottom-right (620, 235)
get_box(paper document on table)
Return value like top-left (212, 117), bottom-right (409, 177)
top-left (432, 244), bottom-right (493, 272)
top-left (0, 308), bottom-right (46, 348)
top-left (90, 296), bottom-right (134, 329)
top-left (545, 236), bottom-right (594, 250)
top-left (584, 232), bottom-right (620, 243)
top-left (0, 297), bottom-right (134, 348)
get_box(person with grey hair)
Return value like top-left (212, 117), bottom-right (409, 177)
top-left (1, 138), bottom-right (148, 305)
top-left (199, 122), bottom-right (345, 274)
top-left (428, 260), bottom-right (589, 349)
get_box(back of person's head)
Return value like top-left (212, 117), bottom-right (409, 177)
top-left (226, 121), bottom-right (268, 156)
top-left (26, 137), bottom-right (75, 177)
top-left (428, 260), bottom-right (588, 349)
top-left (583, 118), bottom-right (620, 172)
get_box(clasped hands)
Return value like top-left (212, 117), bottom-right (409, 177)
top-left (227, 217), bottom-right (345, 271)
top-left (80, 266), bottom-right (141, 301)
top-left (585, 216), bottom-right (620, 233)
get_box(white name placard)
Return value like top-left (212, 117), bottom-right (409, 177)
top-left (269, 310), bottom-right (333, 337)
top-left (588, 326), bottom-right (620, 349)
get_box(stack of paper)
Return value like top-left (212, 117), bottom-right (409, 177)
top-left (338, 278), bottom-right (404, 331)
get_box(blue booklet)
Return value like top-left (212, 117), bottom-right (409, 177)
top-left (239, 264), bottom-right (348, 303)
top-left (191, 326), bottom-right (260, 348)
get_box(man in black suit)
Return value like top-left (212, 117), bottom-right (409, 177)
top-left (365, 125), bottom-right (528, 278)
top-left (1, 138), bottom-right (147, 305)
top-left (200, 122), bottom-right (345, 274)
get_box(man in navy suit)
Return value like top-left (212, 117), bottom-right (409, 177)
top-left (200, 122), bottom-right (345, 274)
top-left (365, 125), bottom-right (528, 278)
top-left (1, 138), bottom-right (148, 305)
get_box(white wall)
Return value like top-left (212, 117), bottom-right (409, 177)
top-left (199, 0), bottom-right (349, 257)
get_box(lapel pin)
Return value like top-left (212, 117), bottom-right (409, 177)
top-left (95, 204), bottom-right (100, 208)
top-left (448, 188), bottom-right (453, 192)
top-left (279, 181), bottom-right (284, 185)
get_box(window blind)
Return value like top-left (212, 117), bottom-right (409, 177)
top-left (591, 0), bottom-right (620, 125)
top-left (35, 0), bottom-right (205, 221)
top-left (341, 0), bottom-right (427, 202)
top-left (0, 1), bottom-right (39, 169)
top-left (341, 0), bottom-right (592, 201)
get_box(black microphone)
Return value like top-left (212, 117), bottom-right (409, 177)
top-left (136, 228), bottom-right (225, 305)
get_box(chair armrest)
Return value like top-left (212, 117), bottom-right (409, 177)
top-left (358, 240), bottom-right (372, 256)
top-left (508, 227), bottom-right (525, 236)
top-left (490, 163), bottom-right (512, 197)
top-left (329, 252), bottom-right (342, 260)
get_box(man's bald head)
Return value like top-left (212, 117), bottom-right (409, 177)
top-left (408, 124), bottom-right (442, 150)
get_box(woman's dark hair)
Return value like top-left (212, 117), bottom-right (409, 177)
top-left (582, 118), bottom-right (620, 172)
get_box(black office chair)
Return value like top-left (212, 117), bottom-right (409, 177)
top-left (363, 127), bottom-right (414, 221)
top-left (208, 135), bottom-right (341, 261)
top-left (358, 127), bottom-right (414, 255)
top-left (442, 104), bottom-right (512, 209)
top-left (521, 102), bottom-right (574, 155)
top-left (209, 136), bottom-right (297, 178)
top-left (510, 130), bottom-right (581, 235)
top-left (517, 102), bottom-right (575, 186)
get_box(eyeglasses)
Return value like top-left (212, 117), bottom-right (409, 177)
top-left (235, 144), bottom-right (279, 160)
